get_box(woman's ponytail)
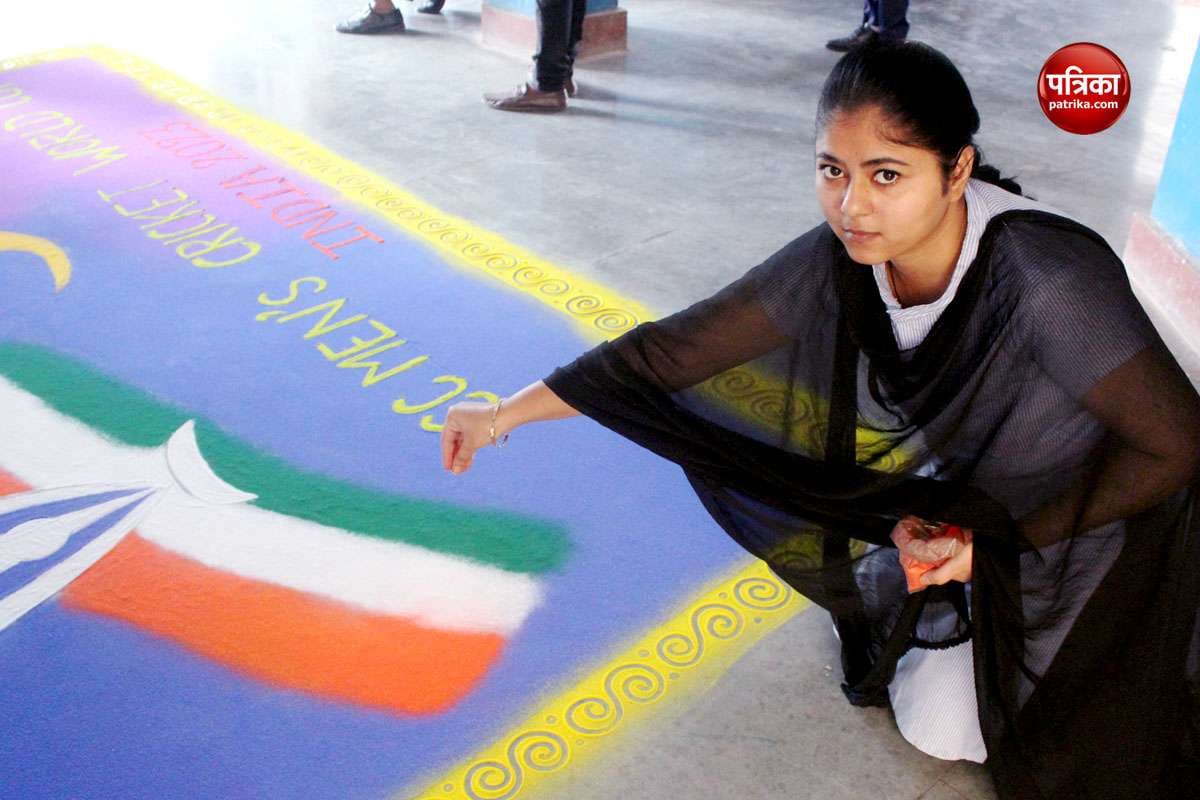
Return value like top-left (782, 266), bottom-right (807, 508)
top-left (970, 148), bottom-right (1024, 196)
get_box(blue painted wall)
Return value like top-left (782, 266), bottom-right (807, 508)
top-left (1152, 44), bottom-right (1200, 256)
top-left (487, 0), bottom-right (619, 17)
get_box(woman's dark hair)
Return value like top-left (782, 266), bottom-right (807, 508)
top-left (817, 40), bottom-right (1024, 196)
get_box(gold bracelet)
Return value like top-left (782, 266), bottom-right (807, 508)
top-left (489, 398), bottom-right (510, 448)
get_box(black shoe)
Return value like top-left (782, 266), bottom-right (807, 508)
top-left (825, 26), bottom-right (877, 52)
top-left (336, 6), bottom-right (406, 34)
top-left (418, 0), bottom-right (445, 13)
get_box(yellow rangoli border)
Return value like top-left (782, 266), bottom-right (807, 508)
top-left (405, 560), bottom-right (807, 800)
top-left (0, 47), bottom-right (813, 800)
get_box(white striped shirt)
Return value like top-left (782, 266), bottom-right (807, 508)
top-left (871, 179), bottom-right (1063, 350)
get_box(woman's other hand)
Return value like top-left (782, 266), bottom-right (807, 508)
top-left (890, 515), bottom-right (973, 592)
top-left (917, 539), bottom-right (973, 588)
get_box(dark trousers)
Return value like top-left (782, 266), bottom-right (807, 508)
top-left (534, 0), bottom-right (587, 92)
top-left (862, 0), bottom-right (909, 40)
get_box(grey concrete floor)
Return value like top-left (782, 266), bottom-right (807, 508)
top-left (2, 1), bottom-right (1199, 798)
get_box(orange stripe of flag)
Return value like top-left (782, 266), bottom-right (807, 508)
top-left (0, 468), bottom-right (29, 495)
top-left (62, 533), bottom-right (506, 715)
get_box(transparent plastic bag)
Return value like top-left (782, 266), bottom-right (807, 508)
top-left (890, 516), bottom-right (973, 593)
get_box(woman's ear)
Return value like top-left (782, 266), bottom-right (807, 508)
top-left (949, 145), bottom-right (975, 197)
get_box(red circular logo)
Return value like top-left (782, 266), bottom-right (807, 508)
top-left (1037, 42), bottom-right (1131, 134)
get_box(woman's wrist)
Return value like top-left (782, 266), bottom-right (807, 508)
top-left (491, 394), bottom-right (523, 439)
top-left (492, 380), bottom-right (579, 440)
top-left (489, 399), bottom-right (511, 447)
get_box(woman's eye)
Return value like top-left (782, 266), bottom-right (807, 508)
top-left (875, 169), bottom-right (900, 184)
top-left (819, 165), bottom-right (843, 179)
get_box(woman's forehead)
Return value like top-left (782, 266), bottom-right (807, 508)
top-left (816, 107), bottom-right (932, 163)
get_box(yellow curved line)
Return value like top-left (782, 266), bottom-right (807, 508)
top-left (0, 232), bottom-right (72, 292)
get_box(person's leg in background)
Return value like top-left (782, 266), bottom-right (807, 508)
top-left (872, 0), bottom-right (910, 41)
top-left (825, 0), bottom-right (909, 52)
top-left (532, 0), bottom-right (575, 93)
top-left (564, 0), bottom-right (586, 93)
top-left (485, 0), bottom-right (584, 112)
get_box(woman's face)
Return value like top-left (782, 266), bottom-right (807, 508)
top-left (814, 104), bottom-right (968, 267)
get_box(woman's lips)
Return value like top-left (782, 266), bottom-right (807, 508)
top-left (842, 228), bottom-right (881, 243)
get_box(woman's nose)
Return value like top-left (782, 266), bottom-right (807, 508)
top-left (840, 179), bottom-right (871, 218)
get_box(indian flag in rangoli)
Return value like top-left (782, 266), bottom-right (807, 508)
top-left (0, 341), bottom-right (569, 716)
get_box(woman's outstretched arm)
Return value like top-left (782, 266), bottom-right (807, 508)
top-left (437, 244), bottom-right (797, 477)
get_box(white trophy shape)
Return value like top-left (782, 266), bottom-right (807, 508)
top-left (0, 421), bottom-right (256, 631)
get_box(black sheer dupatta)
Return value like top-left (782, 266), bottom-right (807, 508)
top-left (544, 211), bottom-right (1200, 799)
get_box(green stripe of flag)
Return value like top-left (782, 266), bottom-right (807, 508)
top-left (0, 341), bottom-right (569, 574)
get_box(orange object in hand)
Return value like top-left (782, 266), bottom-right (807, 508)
top-left (890, 517), bottom-right (973, 593)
